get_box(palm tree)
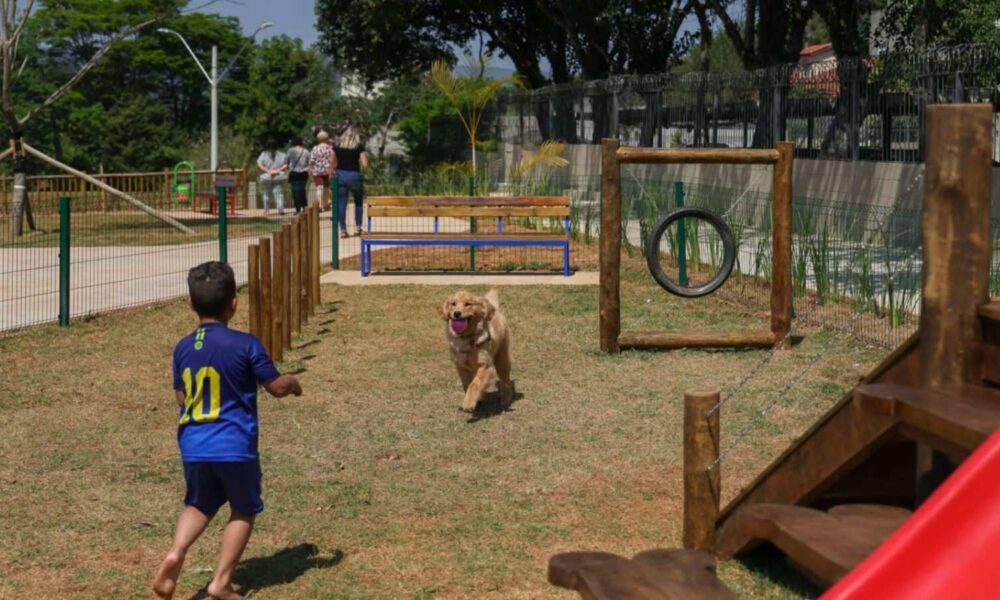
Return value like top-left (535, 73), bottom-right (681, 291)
top-left (429, 60), bottom-right (523, 185)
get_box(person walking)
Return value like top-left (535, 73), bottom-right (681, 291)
top-left (286, 137), bottom-right (310, 215)
top-left (308, 131), bottom-right (335, 212)
top-left (332, 125), bottom-right (369, 237)
top-left (257, 141), bottom-right (288, 215)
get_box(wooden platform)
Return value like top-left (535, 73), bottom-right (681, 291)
top-left (549, 549), bottom-right (737, 599)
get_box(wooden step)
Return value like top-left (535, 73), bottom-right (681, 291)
top-left (716, 504), bottom-right (910, 588)
top-left (549, 548), bottom-right (737, 599)
top-left (854, 383), bottom-right (1000, 451)
top-left (715, 333), bottom-right (919, 556)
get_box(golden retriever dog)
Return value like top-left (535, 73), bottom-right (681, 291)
top-left (438, 289), bottom-right (513, 412)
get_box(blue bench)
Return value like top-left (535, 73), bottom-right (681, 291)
top-left (359, 195), bottom-right (572, 276)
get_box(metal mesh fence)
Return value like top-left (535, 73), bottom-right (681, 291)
top-left (493, 44), bottom-right (1000, 162)
top-left (0, 169), bottom-right (340, 335)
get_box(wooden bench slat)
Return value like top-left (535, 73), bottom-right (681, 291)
top-left (363, 232), bottom-right (568, 241)
top-left (368, 206), bottom-right (570, 218)
top-left (366, 196), bottom-right (570, 207)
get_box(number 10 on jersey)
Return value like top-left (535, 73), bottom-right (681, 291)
top-left (179, 366), bottom-right (221, 424)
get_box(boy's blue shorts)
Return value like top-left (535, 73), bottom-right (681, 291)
top-left (183, 460), bottom-right (264, 516)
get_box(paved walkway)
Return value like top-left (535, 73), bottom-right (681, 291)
top-left (0, 215), bottom-right (352, 332)
top-left (1, 210), bottom-right (586, 332)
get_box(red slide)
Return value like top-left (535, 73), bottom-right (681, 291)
top-left (822, 428), bottom-right (1000, 600)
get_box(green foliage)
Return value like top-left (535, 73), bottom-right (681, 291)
top-left (875, 0), bottom-right (1000, 49)
top-left (316, 0), bottom-right (695, 87)
top-left (395, 81), bottom-right (468, 169)
top-left (237, 36), bottom-right (334, 150)
top-left (674, 34), bottom-right (743, 74)
top-left (429, 60), bottom-right (522, 178)
top-left (10, 0), bottom-right (254, 172)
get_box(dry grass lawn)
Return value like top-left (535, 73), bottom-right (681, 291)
top-left (0, 266), bottom-right (888, 599)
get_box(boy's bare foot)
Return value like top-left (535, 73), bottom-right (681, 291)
top-left (207, 581), bottom-right (244, 600)
top-left (152, 551), bottom-right (185, 599)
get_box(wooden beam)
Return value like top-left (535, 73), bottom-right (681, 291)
top-left (600, 138), bottom-right (622, 353)
top-left (248, 244), bottom-right (261, 341)
top-left (366, 196), bottom-right (569, 206)
top-left (771, 142), bottom-right (794, 349)
top-left (619, 330), bottom-right (775, 350)
top-left (290, 219), bottom-right (301, 335)
top-left (917, 103), bottom-right (993, 502)
top-left (367, 207), bottom-right (570, 218)
top-left (281, 224), bottom-right (293, 349)
top-left (296, 208), bottom-right (312, 325)
top-left (616, 146), bottom-right (779, 165)
top-left (684, 390), bottom-right (721, 554)
top-left (259, 237), bottom-right (273, 357)
top-left (920, 104), bottom-right (992, 387)
top-left (271, 230), bottom-right (285, 361)
top-left (21, 142), bottom-right (194, 234)
top-left (310, 205), bottom-right (321, 310)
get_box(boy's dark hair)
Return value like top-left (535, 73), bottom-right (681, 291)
top-left (290, 135), bottom-right (303, 146)
top-left (187, 261), bottom-right (236, 318)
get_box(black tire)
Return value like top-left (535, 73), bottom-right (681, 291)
top-left (645, 206), bottom-right (737, 298)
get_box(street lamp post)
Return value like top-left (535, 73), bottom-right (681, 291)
top-left (157, 22), bottom-right (273, 172)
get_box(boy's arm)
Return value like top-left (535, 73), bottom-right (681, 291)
top-left (175, 390), bottom-right (186, 407)
top-left (263, 374), bottom-right (302, 398)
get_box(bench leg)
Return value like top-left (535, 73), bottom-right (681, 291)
top-left (563, 243), bottom-right (570, 276)
top-left (360, 242), bottom-right (368, 277)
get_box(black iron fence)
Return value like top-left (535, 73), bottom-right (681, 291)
top-left (492, 44), bottom-right (1000, 163)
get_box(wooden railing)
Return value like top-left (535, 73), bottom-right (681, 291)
top-left (0, 167), bottom-right (248, 215)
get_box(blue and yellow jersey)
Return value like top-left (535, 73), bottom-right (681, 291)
top-left (172, 323), bottom-right (279, 462)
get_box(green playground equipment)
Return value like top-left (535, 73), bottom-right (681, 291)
top-left (172, 161), bottom-right (195, 207)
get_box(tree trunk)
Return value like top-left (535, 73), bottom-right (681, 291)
top-left (552, 94), bottom-right (579, 143)
top-left (8, 168), bottom-right (26, 237)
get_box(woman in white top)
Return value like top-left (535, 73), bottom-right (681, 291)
top-left (257, 140), bottom-right (288, 215)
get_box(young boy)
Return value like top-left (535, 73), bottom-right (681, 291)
top-left (153, 261), bottom-right (302, 600)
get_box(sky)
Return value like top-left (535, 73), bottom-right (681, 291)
top-left (202, 0), bottom-right (521, 75)
top-left (205, 0), bottom-right (320, 47)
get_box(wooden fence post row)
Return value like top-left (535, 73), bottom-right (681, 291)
top-left (246, 210), bottom-right (324, 361)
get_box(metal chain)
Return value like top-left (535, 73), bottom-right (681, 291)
top-left (704, 164), bottom-right (927, 470)
top-left (705, 307), bottom-right (867, 472)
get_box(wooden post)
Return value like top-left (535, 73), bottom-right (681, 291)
top-left (921, 104), bottom-right (992, 386)
top-left (302, 210), bottom-right (311, 319)
top-left (311, 204), bottom-right (321, 309)
top-left (599, 138), bottom-right (622, 353)
top-left (259, 237), bottom-right (273, 357)
top-left (281, 223), bottom-right (293, 348)
top-left (164, 168), bottom-right (170, 207)
top-left (916, 104), bottom-right (993, 502)
top-left (771, 142), bottom-right (794, 349)
top-left (271, 230), bottom-right (285, 361)
top-left (290, 218), bottom-right (302, 335)
top-left (683, 389), bottom-right (721, 553)
top-left (248, 244), bottom-right (260, 340)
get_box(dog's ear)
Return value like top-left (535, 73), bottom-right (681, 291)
top-left (479, 298), bottom-right (496, 322)
top-left (438, 299), bottom-right (451, 321)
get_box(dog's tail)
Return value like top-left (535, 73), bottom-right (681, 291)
top-left (485, 288), bottom-right (500, 309)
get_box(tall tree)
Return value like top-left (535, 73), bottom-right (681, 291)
top-left (874, 0), bottom-right (1000, 50)
top-left (702, 0), bottom-right (813, 68)
top-left (314, 0), bottom-right (695, 87)
top-left (237, 36), bottom-right (332, 150)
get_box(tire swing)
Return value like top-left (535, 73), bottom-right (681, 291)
top-left (644, 206), bottom-right (737, 298)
